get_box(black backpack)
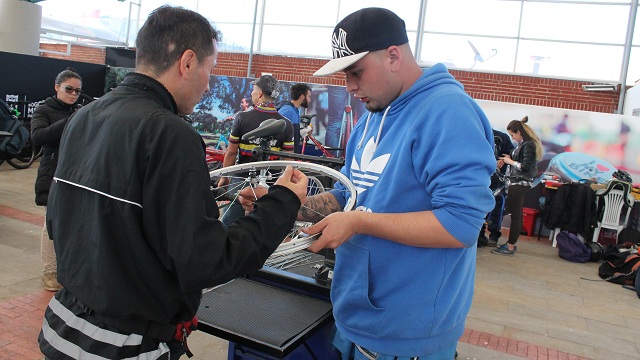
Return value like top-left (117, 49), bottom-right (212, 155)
top-left (0, 99), bottom-right (29, 157)
top-left (598, 252), bottom-right (640, 285)
top-left (618, 227), bottom-right (640, 246)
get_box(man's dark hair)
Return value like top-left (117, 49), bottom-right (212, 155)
top-left (290, 83), bottom-right (311, 101)
top-left (135, 5), bottom-right (221, 76)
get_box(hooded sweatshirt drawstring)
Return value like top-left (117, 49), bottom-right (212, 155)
top-left (357, 106), bottom-right (391, 151)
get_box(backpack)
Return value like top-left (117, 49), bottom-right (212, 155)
top-left (0, 99), bottom-right (29, 157)
top-left (556, 230), bottom-right (591, 263)
top-left (618, 227), bottom-right (640, 246)
top-left (598, 252), bottom-right (640, 285)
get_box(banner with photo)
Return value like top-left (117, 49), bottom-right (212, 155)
top-left (190, 75), bottom-right (367, 156)
top-left (103, 70), bottom-right (639, 186)
top-left (478, 100), bottom-right (639, 184)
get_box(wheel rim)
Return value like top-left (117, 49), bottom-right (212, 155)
top-left (6, 143), bottom-right (38, 169)
top-left (210, 160), bottom-right (357, 257)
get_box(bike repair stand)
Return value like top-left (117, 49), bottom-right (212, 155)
top-left (313, 248), bottom-right (335, 285)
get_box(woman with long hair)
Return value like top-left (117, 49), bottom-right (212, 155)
top-left (492, 116), bottom-right (542, 256)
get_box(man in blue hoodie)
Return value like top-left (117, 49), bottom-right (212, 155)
top-left (278, 83), bottom-right (312, 153)
top-left (308, 7), bottom-right (498, 360)
top-left (241, 7), bottom-right (496, 360)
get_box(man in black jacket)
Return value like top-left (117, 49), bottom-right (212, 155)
top-left (38, 6), bottom-right (308, 360)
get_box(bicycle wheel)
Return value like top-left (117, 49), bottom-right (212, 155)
top-left (210, 160), bottom-right (357, 257)
top-left (307, 176), bottom-right (325, 196)
top-left (6, 142), bottom-right (39, 169)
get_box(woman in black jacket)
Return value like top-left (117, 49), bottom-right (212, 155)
top-left (492, 116), bottom-right (543, 256)
top-left (31, 68), bottom-right (82, 291)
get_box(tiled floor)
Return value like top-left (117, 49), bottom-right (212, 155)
top-left (1, 161), bottom-right (638, 360)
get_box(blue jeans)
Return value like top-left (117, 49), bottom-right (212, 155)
top-left (220, 177), bottom-right (249, 226)
top-left (333, 327), bottom-right (457, 360)
top-left (486, 192), bottom-right (506, 239)
top-left (325, 86), bottom-right (347, 149)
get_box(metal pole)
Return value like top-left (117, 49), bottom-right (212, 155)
top-left (513, 1), bottom-right (525, 73)
top-left (126, 1), bottom-right (133, 47)
top-left (414, 0), bottom-right (427, 60)
top-left (125, 1), bottom-right (142, 48)
top-left (247, 0), bottom-right (259, 77)
top-left (617, 0), bottom-right (638, 114)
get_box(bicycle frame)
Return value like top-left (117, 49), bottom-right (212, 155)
top-left (257, 146), bottom-right (344, 171)
top-left (300, 128), bottom-right (335, 158)
top-left (299, 114), bottom-right (342, 160)
top-left (205, 147), bottom-right (225, 164)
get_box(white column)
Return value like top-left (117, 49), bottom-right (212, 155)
top-left (0, 0), bottom-right (42, 56)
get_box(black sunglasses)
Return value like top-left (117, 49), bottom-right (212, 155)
top-left (60, 84), bottom-right (82, 95)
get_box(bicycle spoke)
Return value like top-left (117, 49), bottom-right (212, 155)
top-left (210, 161), bottom-right (357, 257)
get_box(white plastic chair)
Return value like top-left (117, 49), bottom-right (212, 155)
top-left (592, 185), bottom-right (635, 244)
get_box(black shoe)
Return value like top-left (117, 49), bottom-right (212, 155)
top-left (487, 238), bottom-right (498, 247)
top-left (477, 235), bottom-right (489, 247)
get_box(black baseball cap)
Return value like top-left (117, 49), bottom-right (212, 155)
top-left (252, 75), bottom-right (280, 98)
top-left (313, 7), bottom-right (409, 77)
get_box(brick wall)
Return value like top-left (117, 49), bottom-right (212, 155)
top-left (38, 44), bottom-right (620, 114)
top-left (40, 44), bottom-right (106, 65)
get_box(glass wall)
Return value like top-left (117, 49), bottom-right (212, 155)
top-left (38, 0), bottom-right (639, 85)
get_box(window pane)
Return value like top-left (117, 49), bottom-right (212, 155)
top-left (521, 2), bottom-right (629, 43)
top-left (420, 34), bottom-right (517, 72)
top-left (39, 0), bottom-right (133, 43)
top-left (40, 0), bottom-right (131, 19)
top-left (216, 24), bottom-right (255, 52)
top-left (337, 0), bottom-right (422, 31)
top-left (260, 26), bottom-right (416, 58)
top-left (423, 0), bottom-right (521, 37)
top-left (627, 47), bottom-right (640, 85)
top-left (199, 0), bottom-right (260, 24)
top-left (634, 5), bottom-right (640, 46)
top-left (138, 0), bottom-right (199, 19)
top-left (557, 0), bottom-right (629, 3)
top-left (263, 0), bottom-right (339, 26)
top-left (260, 25), bottom-right (335, 57)
top-left (515, 40), bottom-right (623, 81)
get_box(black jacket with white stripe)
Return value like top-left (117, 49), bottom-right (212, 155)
top-left (45, 73), bottom-right (300, 326)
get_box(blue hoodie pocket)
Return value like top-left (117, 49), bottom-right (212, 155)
top-left (332, 241), bottom-right (386, 335)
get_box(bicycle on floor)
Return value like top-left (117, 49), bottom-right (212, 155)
top-left (0, 99), bottom-right (40, 169)
top-left (209, 118), bottom-right (355, 259)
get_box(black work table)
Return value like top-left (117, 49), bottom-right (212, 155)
top-left (196, 252), bottom-right (336, 359)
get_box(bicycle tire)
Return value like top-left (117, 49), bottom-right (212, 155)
top-left (210, 160), bottom-right (357, 257)
top-left (6, 142), bottom-right (40, 169)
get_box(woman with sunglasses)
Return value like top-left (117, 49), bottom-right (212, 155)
top-left (31, 68), bottom-right (82, 291)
